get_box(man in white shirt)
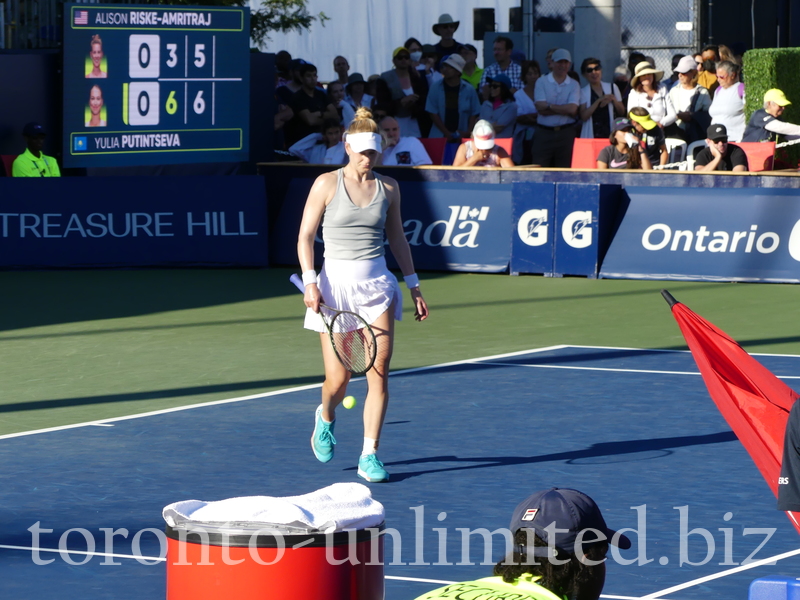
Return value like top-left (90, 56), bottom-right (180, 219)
top-left (379, 116), bottom-right (432, 166)
top-left (533, 48), bottom-right (581, 168)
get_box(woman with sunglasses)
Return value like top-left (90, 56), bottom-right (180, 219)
top-left (479, 74), bottom-right (517, 138)
top-left (626, 62), bottom-right (677, 128)
top-left (708, 60), bottom-right (746, 142)
top-left (579, 57), bottom-right (624, 139)
top-left (378, 47), bottom-right (429, 138)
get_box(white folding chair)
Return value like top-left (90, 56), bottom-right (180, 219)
top-left (664, 138), bottom-right (687, 164)
top-left (686, 140), bottom-right (707, 170)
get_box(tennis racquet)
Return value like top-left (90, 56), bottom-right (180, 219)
top-left (290, 273), bottom-right (377, 375)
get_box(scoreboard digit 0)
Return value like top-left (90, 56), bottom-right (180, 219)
top-left (63, 4), bottom-right (250, 168)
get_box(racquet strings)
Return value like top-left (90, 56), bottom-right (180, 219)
top-left (329, 310), bottom-right (375, 374)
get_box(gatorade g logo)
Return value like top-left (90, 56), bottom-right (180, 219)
top-left (517, 209), bottom-right (548, 247)
top-left (562, 210), bottom-right (593, 249)
top-left (789, 219), bottom-right (800, 262)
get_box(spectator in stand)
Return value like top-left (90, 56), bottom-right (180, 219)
top-left (621, 51), bottom-right (646, 104)
top-left (419, 44), bottom-right (443, 88)
top-left (425, 53), bottom-right (480, 143)
top-left (327, 80), bottom-right (355, 127)
top-left (626, 62), bottom-right (677, 128)
top-left (273, 96), bottom-right (293, 150)
top-left (743, 89), bottom-right (800, 142)
top-left (405, 37), bottom-right (424, 72)
top-left (371, 104), bottom-right (392, 124)
top-left (695, 124), bottom-right (748, 172)
top-left (344, 73), bottom-right (373, 114)
top-left (380, 47), bottom-right (429, 138)
top-left (708, 60), bottom-right (745, 142)
top-left (513, 60), bottom-right (540, 164)
top-left (532, 48), bottom-right (581, 168)
top-left (453, 120), bottom-right (514, 167)
top-left (596, 117), bottom-right (652, 170)
top-left (480, 36), bottom-right (523, 100)
top-left (275, 50), bottom-right (292, 87)
top-left (459, 44), bottom-right (483, 90)
top-left (379, 116), bottom-right (432, 166)
top-left (629, 107), bottom-right (667, 167)
top-left (287, 63), bottom-right (339, 147)
top-left (12, 122), bottom-right (61, 177)
top-left (544, 48), bottom-right (558, 74)
top-left (479, 74), bottom-right (518, 139)
top-left (697, 45), bottom-right (720, 94)
top-left (718, 45), bottom-right (739, 66)
top-left (288, 118), bottom-right (346, 165)
top-left (332, 56), bottom-right (350, 86)
top-left (431, 14), bottom-right (464, 67)
top-left (668, 55), bottom-right (712, 143)
top-left (579, 57), bottom-right (624, 140)
top-left (663, 54), bottom-right (685, 90)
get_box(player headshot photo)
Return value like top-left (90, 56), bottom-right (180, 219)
top-left (86, 34), bottom-right (108, 78)
top-left (85, 85), bottom-right (107, 127)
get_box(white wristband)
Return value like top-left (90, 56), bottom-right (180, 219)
top-left (404, 273), bottom-right (420, 289)
top-left (302, 270), bottom-right (318, 287)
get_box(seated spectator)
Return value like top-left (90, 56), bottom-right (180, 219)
top-left (533, 48), bottom-right (581, 168)
top-left (453, 120), bottom-right (514, 167)
top-left (698, 45), bottom-right (720, 94)
top-left (287, 63), bottom-right (340, 147)
top-left (425, 54), bottom-right (480, 142)
top-left (419, 44), bottom-right (443, 88)
top-left (480, 36), bottom-right (523, 100)
top-left (379, 116), bottom-right (432, 166)
top-left (413, 488), bottom-right (630, 600)
top-left (288, 118), bottom-right (346, 164)
top-left (459, 44), bottom-right (483, 90)
top-left (743, 89), bottom-right (800, 142)
top-left (694, 124), bottom-right (748, 172)
top-left (326, 80), bottom-right (354, 127)
top-left (708, 60), bottom-right (745, 142)
top-left (431, 13), bottom-right (464, 67)
top-left (332, 55), bottom-right (349, 86)
top-left (596, 117), bottom-right (652, 170)
top-left (629, 107), bottom-right (667, 167)
top-left (579, 57), bottom-right (624, 140)
top-left (627, 62), bottom-right (677, 128)
top-left (668, 55), bottom-right (712, 143)
top-left (380, 47), bottom-right (429, 138)
top-left (479, 74), bottom-right (518, 138)
top-left (344, 73), bottom-right (373, 113)
top-left (513, 60), bottom-right (541, 164)
top-left (13, 122), bottom-right (61, 177)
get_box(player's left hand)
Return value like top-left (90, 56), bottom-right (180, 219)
top-left (410, 288), bottom-right (428, 321)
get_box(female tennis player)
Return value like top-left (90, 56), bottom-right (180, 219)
top-left (297, 107), bottom-right (428, 483)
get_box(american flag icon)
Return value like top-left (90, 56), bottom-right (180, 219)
top-left (74, 10), bottom-right (88, 25)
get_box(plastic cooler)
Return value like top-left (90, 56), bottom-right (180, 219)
top-left (749, 576), bottom-right (800, 600)
top-left (165, 521), bottom-right (385, 600)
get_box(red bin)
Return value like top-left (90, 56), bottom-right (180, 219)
top-left (165, 522), bottom-right (384, 600)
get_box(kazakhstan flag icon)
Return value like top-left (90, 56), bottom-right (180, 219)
top-left (74, 136), bottom-right (87, 152)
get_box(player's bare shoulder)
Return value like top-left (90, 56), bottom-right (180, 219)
top-left (379, 174), bottom-right (401, 201)
top-left (308, 170), bottom-right (339, 203)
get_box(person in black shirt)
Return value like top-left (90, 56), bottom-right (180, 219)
top-left (287, 63), bottom-right (339, 147)
top-left (694, 124), bottom-right (748, 172)
top-left (596, 117), bottom-right (652, 170)
top-left (629, 107), bottom-right (667, 167)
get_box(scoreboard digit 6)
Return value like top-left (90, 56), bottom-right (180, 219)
top-left (63, 4), bottom-right (250, 168)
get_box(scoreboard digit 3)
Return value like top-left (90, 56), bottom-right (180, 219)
top-left (63, 4), bottom-right (250, 168)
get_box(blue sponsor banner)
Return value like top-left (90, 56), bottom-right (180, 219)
top-left (510, 182), bottom-right (555, 275)
top-left (0, 176), bottom-right (267, 268)
top-left (272, 178), bottom-right (512, 272)
top-left (600, 187), bottom-right (800, 282)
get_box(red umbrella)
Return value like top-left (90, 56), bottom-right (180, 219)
top-left (662, 290), bottom-right (800, 531)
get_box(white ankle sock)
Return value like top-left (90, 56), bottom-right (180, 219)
top-left (362, 438), bottom-right (378, 456)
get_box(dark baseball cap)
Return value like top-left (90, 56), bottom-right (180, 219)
top-left (510, 488), bottom-right (631, 556)
top-left (23, 122), bottom-right (46, 137)
top-left (707, 124), bottom-right (728, 141)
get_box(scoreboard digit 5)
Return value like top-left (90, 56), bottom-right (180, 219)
top-left (63, 4), bottom-right (250, 167)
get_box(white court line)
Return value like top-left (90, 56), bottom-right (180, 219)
top-left (471, 361), bottom-right (702, 377)
top-left (0, 345), bottom-right (568, 442)
top-left (641, 546), bottom-right (800, 599)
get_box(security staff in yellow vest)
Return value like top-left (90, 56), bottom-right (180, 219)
top-left (414, 488), bottom-right (631, 600)
top-left (12, 122), bottom-right (61, 177)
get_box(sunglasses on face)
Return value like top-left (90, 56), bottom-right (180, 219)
top-left (440, 24), bottom-right (456, 30)
top-left (395, 55), bottom-right (410, 61)
top-left (490, 83), bottom-right (502, 89)
top-left (584, 65), bottom-right (601, 73)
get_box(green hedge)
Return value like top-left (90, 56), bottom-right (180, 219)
top-left (742, 48), bottom-right (800, 166)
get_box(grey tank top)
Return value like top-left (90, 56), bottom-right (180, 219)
top-left (323, 168), bottom-right (389, 260)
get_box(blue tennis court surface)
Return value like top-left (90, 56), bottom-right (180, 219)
top-left (2, 345), bottom-right (800, 599)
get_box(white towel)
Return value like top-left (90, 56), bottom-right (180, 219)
top-left (162, 482), bottom-right (384, 534)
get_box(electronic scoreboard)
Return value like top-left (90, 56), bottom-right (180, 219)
top-left (62, 3), bottom-right (250, 168)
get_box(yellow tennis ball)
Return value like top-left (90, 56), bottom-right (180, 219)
top-left (343, 396), bottom-right (357, 409)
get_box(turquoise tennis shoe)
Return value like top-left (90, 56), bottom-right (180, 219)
top-left (311, 405), bottom-right (336, 463)
top-left (357, 453), bottom-right (389, 482)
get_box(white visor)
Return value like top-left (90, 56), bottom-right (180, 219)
top-left (346, 132), bottom-right (382, 153)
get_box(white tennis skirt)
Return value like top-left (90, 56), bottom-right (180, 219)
top-left (303, 256), bottom-right (403, 333)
